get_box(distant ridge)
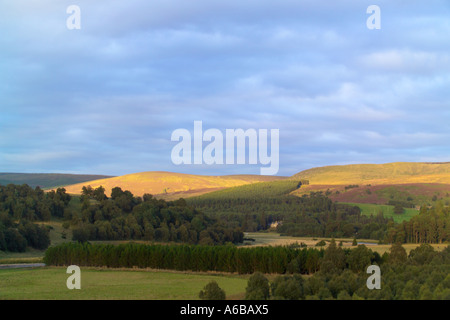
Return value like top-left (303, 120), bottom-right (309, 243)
top-left (6, 162), bottom-right (449, 200)
top-left (291, 162), bottom-right (450, 185)
top-left (0, 173), bottom-right (114, 189)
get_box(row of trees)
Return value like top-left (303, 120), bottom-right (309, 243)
top-left (43, 242), bottom-right (318, 274)
top-left (44, 240), bottom-right (384, 275)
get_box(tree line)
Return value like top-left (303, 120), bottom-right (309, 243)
top-left (43, 240), bottom-right (383, 275)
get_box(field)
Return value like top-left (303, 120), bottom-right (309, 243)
top-left (0, 267), bottom-right (248, 300)
top-left (242, 232), bottom-right (448, 255)
top-left (241, 232), bottom-right (374, 248)
top-left (342, 203), bottom-right (419, 223)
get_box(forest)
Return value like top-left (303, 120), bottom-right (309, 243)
top-left (189, 188), bottom-right (392, 241)
top-left (0, 184), bottom-right (68, 252)
top-left (71, 186), bottom-right (244, 245)
top-left (388, 203), bottom-right (450, 244)
top-left (189, 180), bottom-right (450, 244)
top-left (1, 180), bottom-right (449, 253)
top-left (244, 242), bottom-right (450, 300)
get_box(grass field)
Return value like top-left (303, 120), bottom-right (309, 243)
top-left (242, 232), bottom-right (448, 255)
top-left (342, 202), bottom-right (419, 223)
top-left (0, 267), bottom-right (248, 300)
top-left (243, 232), bottom-right (378, 248)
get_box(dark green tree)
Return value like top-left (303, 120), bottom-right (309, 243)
top-left (199, 281), bottom-right (226, 300)
top-left (347, 245), bottom-right (373, 273)
top-left (388, 242), bottom-right (407, 265)
top-left (271, 275), bottom-right (304, 300)
top-left (320, 239), bottom-right (346, 274)
top-left (245, 272), bottom-right (270, 300)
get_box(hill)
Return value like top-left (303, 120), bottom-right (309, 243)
top-left (62, 171), bottom-right (286, 198)
top-left (291, 162), bottom-right (450, 185)
top-left (0, 173), bottom-right (113, 189)
top-left (290, 162), bottom-right (450, 206)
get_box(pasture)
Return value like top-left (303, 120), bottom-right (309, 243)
top-left (0, 267), bottom-right (248, 300)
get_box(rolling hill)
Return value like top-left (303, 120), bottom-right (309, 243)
top-left (61, 171), bottom-right (287, 198)
top-left (0, 173), bottom-right (113, 189)
top-left (290, 162), bottom-right (450, 205)
top-left (291, 162), bottom-right (450, 185)
top-left (39, 162), bottom-right (450, 204)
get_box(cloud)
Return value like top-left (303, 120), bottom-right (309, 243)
top-left (0, 1), bottom-right (449, 176)
top-left (358, 50), bottom-right (450, 74)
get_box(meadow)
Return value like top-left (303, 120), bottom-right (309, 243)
top-left (342, 202), bottom-right (419, 223)
top-left (0, 267), bottom-right (248, 300)
top-left (242, 232), bottom-right (448, 255)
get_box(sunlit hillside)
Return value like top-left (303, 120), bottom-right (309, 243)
top-left (292, 162), bottom-right (450, 185)
top-left (62, 171), bottom-right (286, 198)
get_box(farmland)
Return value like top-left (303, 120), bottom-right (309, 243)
top-left (0, 267), bottom-right (248, 300)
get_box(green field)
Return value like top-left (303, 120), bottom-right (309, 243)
top-left (0, 267), bottom-right (248, 300)
top-left (342, 202), bottom-right (419, 223)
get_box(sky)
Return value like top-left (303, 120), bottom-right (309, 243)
top-left (0, 0), bottom-right (449, 177)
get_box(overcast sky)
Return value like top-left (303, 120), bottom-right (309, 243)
top-left (1, 0), bottom-right (449, 176)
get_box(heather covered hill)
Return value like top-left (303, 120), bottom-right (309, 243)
top-left (292, 162), bottom-right (450, 185)
top-left (291, 183), bottom-right (450, 206)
